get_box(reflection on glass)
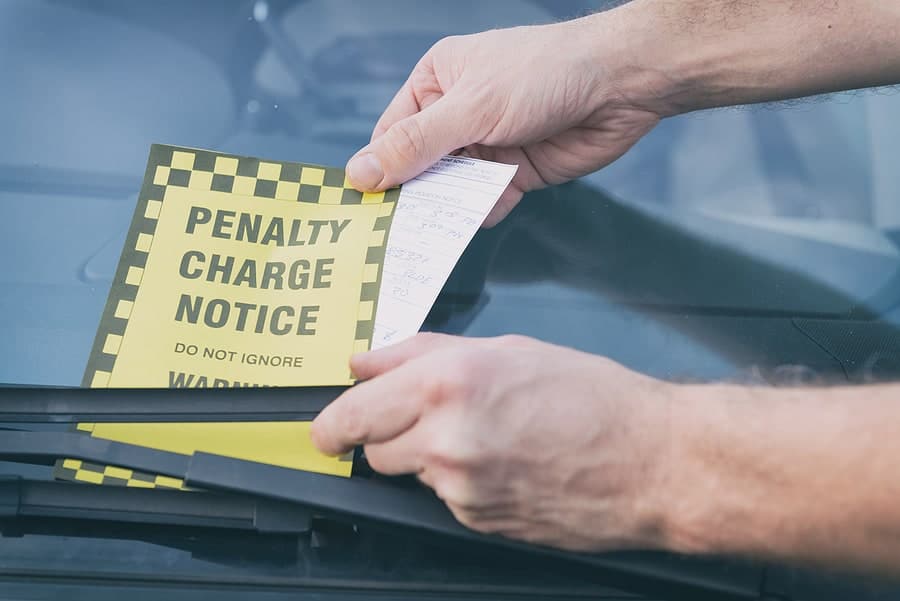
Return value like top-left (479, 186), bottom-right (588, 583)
top-left (0, 0), bottom-right (899, 389)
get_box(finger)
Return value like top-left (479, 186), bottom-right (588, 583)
top-left (482, 183), bottom-right (525, 228)
top-left (460, 145), bottom-right (527, 228)
top-left (363, 425), bottom-right (429, 475)
top-left (351, 332), bottom-right (464, 380)
top-left (370, 48), bottom-right (446, 143)
top-left (370, 80), bottom-right (420, 143)
top-left (373, 86), bottom-right (444, 143)
top-left (345, 91), bottom-right (480, 192)
top-left (311, 361), bottom-right (428, 456)
top-left (417, 466), bottom-right (436, 489)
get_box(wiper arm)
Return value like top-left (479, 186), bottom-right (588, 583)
top-left (0, 476), bottom-right (311, 534)
top-left (0, 385), bottom-right (346, 423)
top-left (0, 476), bottom-right (311, 568)
top-left (0, 430), bottom-right (192, 473)
top-left (0, 430), bottom-right (764, 601)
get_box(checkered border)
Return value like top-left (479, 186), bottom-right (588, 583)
top-left (53, 451), bottom-right (351, 491)
top-left (52, 423), bottom-right (190, 490)
top-left (82, 144), bottom-right (397, 388)
top-left (53, 457), bottom-right (189, 490)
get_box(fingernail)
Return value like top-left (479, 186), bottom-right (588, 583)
top-left (346, 153), bottom-right (384, 191)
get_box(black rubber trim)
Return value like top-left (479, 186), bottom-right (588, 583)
top-left (0, 431), bottom-right (764, 600)
top-left (0, 476), bottom-right (311, 533)
top-left (186, 453), bottom-right (764, 601)
top-left (0, 385), bottom-right (345, 422)
top-left (0, 431), bottom-right (192, 473)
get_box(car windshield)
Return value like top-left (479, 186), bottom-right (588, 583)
top-left (3, 0), bottom-right (900, 597)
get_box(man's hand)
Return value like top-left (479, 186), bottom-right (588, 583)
top-left (319, 0), bottom-right (900, 574)
top-left (345, 1), bottom-right (900, 227)
top-left (344, 19), bottom-right (663, 226)
top-left (312, 334), bottom-right (900, 574)
top-left (311, 333), bottom-right (677, 551)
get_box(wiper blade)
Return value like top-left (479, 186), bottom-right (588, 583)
top-left (0, 430), bottom-right (192, 473)
top-left (0, 478), bottom-right (310, 569)
top-left (0, 476), bottom-right (311, 534)
top-left (0, 385), bottom-right (345, 422)
top-left (0, 430), bottom-right (764, 601)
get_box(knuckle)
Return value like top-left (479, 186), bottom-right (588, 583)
top-left (362, 444), bottom-right (383, 472)
top-left (429, 35), bottom-right (459, 55)
top-left (385, 117), bottom-right (429, 163)
top-left (434, 474), bottom-right (476, 510)
top-left (336, 398), bottom-right (369, 443)
top-left (420, 360), bottom-right (471, 407)
top-left (448, 348), bottom-right (482, 376)
top-left (493, 334), bottom-right (533, 348)
top-left (418, 375), bottom-right (446, 408)
top-left (425, 422), bottom-right (477, 470)
top-left (422, 431), bottom-right (454, 467)
top-left (362, 444), bottom-right (390, 474)
top-left (412, 331), bottom-right (449, 349)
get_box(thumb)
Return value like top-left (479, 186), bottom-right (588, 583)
top-left (346, 93), bottom-right (478, 191)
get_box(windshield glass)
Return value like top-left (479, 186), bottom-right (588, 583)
top-left (3, 1), bottom-right (900, 388)
top-left (3, 0), bottom-right (900, 594)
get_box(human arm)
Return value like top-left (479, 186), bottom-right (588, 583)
top-left (671, 379), bottom-right (900, 575)
top-left (313, 0), bottom-right (900, 574)
top-left (641, 0), bottom-right (900, 114)
top-left (345, 0), bottom-right (900, 225)
top-left (311, 334), bottom-right (900, 574)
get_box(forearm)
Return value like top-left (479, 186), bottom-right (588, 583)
top-left (589, 0), bottom-right (900, 115)
top-left (663, 382), bottom-right (900, 573)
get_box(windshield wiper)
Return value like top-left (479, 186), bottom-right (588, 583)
top-left (0, 385), bottom-right (345, 422)
top-left (0, 430), bottom-right (764, 601)
top-left (0, 476), bottom-right (314, 569)
top-left (0, 476), bottom-right (311, 534)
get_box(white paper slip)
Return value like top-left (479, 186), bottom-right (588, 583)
top-left (372, 156), bottom-right (518, 350)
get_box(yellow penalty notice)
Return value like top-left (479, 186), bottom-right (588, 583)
top-left (58, 145), bottom-right (399, 489)
top-left (83, 144), bottom-right (397, 388)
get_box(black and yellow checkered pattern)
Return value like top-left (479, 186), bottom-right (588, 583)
top-left (54, 458), bottom-right (189, 490)
top-left (154, 147), bottom-right (391, 205)
top-left (83, 144), bottom-right (397, 388)
top-left (53, 423), bottom-right (191, 490)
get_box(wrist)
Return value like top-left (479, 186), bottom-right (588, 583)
top-left (572, 5), bottom-right (706, 118)
top-left (652, 382), bottom-right (773, 557)
top-left (655, 383), bottom-right (821, 559)
top-left (652, 383), bottom-right (721, 555)
top-left (548, 8), bottom-right (707, 119)
top-left (610, 376), bottom-right (699, 552)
